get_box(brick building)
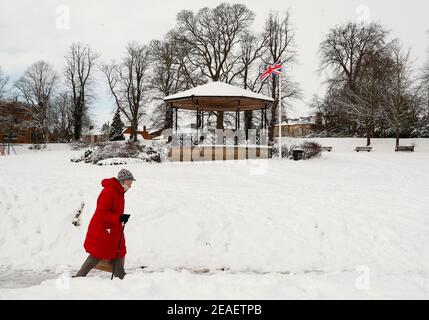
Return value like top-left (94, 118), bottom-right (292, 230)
top-left (274, 113), bottom-right (324, 137)
top-left (0, 101), bottom-right (41, 144)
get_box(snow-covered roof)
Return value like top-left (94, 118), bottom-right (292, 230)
top-left (288, 116), bottom-right (316, 125)
top-left (84, 128), bottom-right (104, 136)
top-left (164, 82), bottom-right (274, 102)
top-left (275, 116), bottom-right (316, 126)
top-left (148, 128), bottom-right (163, 134)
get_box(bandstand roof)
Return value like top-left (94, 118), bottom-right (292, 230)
top-left (163, 82), bottom-right (274, 112)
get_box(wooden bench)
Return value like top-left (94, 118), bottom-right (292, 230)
top-left (321, 146), bottom-right (333, 152)
top-left (355, 146), bottom-right (372, 152)
top-left (395, 145), bottom-right (415, 152)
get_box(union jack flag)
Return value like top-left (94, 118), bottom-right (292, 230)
top-left (259, 61), bottom-right (283, 81)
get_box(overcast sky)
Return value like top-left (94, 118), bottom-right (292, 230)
top-left (1, 0), bottom-right (428, 128)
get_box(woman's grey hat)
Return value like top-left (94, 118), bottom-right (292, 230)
top-left (117, 169), bottom-right (136, 181)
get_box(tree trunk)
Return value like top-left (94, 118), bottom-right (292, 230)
top-left (164, 102), bottom-right (173, 130)
top-left (366, 126), bottom-right (371, 146)
top-left (41, 128), bottom-right (46, 144)
top-left (396, 129), bottom-right (400, 147)
top-left (74, 115), bottom-right (82, 141)
top-left (130, 120), bottom-right (138, 142)
top-left (244, 110), bottom-right (253, 140)
top-left (268, 77), bottom-right (278, 143)
top-left (216, 111), bottom-right (224, 129)
top-left (351, 122), bottom-right (358, 136)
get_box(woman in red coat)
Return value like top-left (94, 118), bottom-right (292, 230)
top-left (74, 169), bottom-right (135, 279)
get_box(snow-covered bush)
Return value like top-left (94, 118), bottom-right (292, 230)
top-left (301, 141), bottom-right (322, 159)
top-left (139, 145), bottom-right (161, 163)
top-left (272, 144), bottom-right (296, 159)
top-left (410, 116), bottom-right (429, 138)
top-left (71, 141), bottom-right (162, 165)
top-left (272, 140), bottom-right (322, 160)
top-left (29, 144), bottom-right (47, 151)
top-left (305, 130), bottom-right (352, 138)
top-left (70, 141), bottom-right (93, 150)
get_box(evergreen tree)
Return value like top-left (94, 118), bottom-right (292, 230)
top-left (109, 108), bottom-right (125, 141)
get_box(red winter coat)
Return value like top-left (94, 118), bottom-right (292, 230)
top-left (84, 178), bottom-right (127, 260)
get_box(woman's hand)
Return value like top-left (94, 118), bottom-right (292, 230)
top-left (119, 214), bottom-right (131, 224)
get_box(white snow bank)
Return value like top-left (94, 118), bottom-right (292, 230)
top-left (1, 269), bottom-right (427, 299)
top-left (1, 139), bottom-right (429, 298)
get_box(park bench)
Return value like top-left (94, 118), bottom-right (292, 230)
top-left (395, 145), bottom-right (415, 152)
top-left (355, 146), bottom-right (372, 152)
top-left (321, 146), bottom-right (333, 152)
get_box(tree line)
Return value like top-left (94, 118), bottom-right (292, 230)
top-left (313, 23), bottom-right (429, 146)
top-left (1, 3), bottom-right (428, 146)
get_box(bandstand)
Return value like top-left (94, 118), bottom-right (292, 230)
top-left (163, 82), bottom-right (274, 162)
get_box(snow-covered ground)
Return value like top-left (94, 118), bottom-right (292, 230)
top-left (0, 139), bottom-right (429, 299)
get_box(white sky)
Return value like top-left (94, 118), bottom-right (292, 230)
top-left (1, 0), bottom-right (428, 128)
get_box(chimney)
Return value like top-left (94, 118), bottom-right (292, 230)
top-left (281, 115), bottom-right (288, 124)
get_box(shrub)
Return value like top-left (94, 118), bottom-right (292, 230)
top-left (272, 144), bottom-right (296, 159)
top-left (29, 144), bottom-right (46, 150)
top-left (71, 141), bottom-right (162, 164)
top-left (70, 141), bottom-right (93, 150)
top-left (272, 140), bottom-right (322, 160)
top-left (301, 141), bottom-right (322, 159)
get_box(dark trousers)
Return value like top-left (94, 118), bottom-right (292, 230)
top-left (74, 255), bottom-right (126, 279)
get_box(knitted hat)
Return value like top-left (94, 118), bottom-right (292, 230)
top-left (117, 169), bottom-right (136, 182)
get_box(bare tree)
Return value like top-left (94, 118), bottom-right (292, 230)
top-left (234, 32), bottom-right (269, 134)
top-left (176, 3), bottom-right (255, 129)
top-left (351, 49), bottom-right (396, 145)
top-left (412, 61), bottom-right (429, 137)
top-left (64, 43), bottom-right (99, 141)
top-left (149, 32), bottom-right (204, 130)
top-left (0, 66), bottom-right (9, 100)
top-left (313, 84), bottom-right (358, 136)
top-left (309, 95), bottom-right (328, 131)
top-left (262, 11), bottom-right (301, 141)
top-left (170, 29), bottom-right (207, 89)
top-left (50, 92), bottom-right (74, 142)
top-left (101, 42), bottom-right (151, 142)
top-left (319, 22), bottom-right (389, 92)
top-left (407, 31), bottom-right (429, 137)
top-left (420, 33), bottom-right (429, 114)
top-left (383, 41), bottom-right (419, 146)
top-left (149, 38), bottom-right (177, 130)
top-left (422, 62), bottom-right (429, 111)
top-left (319, 22), bottom-right (390, 139)
top-left (15, 61), bottom-right (59, 142)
